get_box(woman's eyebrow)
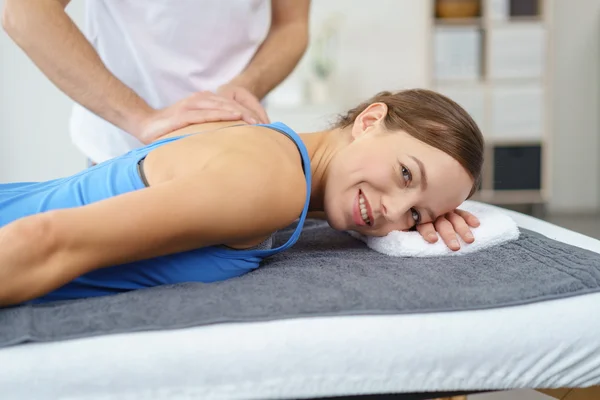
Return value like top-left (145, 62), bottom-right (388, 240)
top-left (409, 155), bottom-right (435, 221)
top-left (409, 155), bottom-right (428, 191)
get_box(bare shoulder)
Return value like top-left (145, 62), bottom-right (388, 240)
top-left (192, 124), bottom-right (308, 247)
top-left (143, 123), bottom-right (308, 247)
top-left (218, 125), bottom-right (308, 221)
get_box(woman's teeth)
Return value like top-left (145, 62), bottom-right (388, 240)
top-left (359, 194), bottom-right (370, 225)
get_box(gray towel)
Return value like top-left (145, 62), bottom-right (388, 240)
top-left (1, 220), bottom-right (600, 349)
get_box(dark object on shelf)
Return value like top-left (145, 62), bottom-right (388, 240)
top-left (436, 0), bottom-right (480, 19)
top-left (494, 145), bottom-right (542, 190)
top-left (510, 0), bottom-right (539, 17)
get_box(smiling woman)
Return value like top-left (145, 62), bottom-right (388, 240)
top-left (324, 89), bottom-right (484, 236)
top-left (334, 90), bottom-right (484, 198)
top-left (0, 89), bottom-right (484, 307)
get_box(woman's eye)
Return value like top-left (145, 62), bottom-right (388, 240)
top-left (401, 165), bottom-right (412, 183)
top-left (411, 208), bottom-right (421, 224)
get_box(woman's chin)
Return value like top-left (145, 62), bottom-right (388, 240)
top-left (323, 213), bottom-right (347, 232)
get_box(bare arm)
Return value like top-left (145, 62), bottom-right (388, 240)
top-left (1, 1), bottom-right (262, 143)
top-left (1, 0), bottom-right (154, 139)
top-left (226, 0), bottom-right (311, 100)
top-left (0, 154), bottom-right (306, 307)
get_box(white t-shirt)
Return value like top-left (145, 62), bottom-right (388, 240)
top-left (70, 0), bottom-right (270, 163)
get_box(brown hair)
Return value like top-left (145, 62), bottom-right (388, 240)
top-left (335, 89), bottom-right (485, 198)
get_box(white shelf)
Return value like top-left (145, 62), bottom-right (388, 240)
top-left (429, 0), bottom-right (552, 205)
top-left (472, 189), bottom-right (546, 205)
top-left (489, 16), bottom-right (546, 26)
top-left (486, 137), bottom-right (545, 146)
top-left (487, 23), bottom-right (546, 80)
top-left (434, 17), bottom-right (483, 27)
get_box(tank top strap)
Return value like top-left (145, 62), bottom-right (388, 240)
top-left (132, 124), bottom-right (249, 159)
top-left (134, 122), bottom-right (311, 258)
top-left (261, 122), bottom-right (311, 251)
top-left (129, 135), bottom-right (184, 160)
top-left (223, 122), bottom-right (312, 258)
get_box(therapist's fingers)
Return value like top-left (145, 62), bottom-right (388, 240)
top-left (179, 91), bottom-right (253, 124)
top-left (446, 211), bottom-right (475, 244)
top-left (434, 215), bottom-right (461, 251)
top-left (232, 90), bottom-right (270, 124)
top-left (141, 108), bottom-right (244, 143)
top-left (217, 84), bottom-right (270, 124)
top-left (416, 222), bottom-right (438, 243)
top-left (181, 109), bottom-right (244, 125)
top-left (185, 92), bottom-right (256, 121)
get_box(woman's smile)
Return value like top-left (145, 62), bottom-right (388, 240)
top-left (352, 189), bottom-right (374, 228)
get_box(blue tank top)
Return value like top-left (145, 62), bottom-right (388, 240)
top-left (0, 122), bottom-right (312, 304)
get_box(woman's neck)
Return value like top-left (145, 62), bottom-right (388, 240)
top-left (299, 127), bottom-right (348, 212)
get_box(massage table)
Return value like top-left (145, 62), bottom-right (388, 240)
top-left (1, 203), bottom-right (599, 400)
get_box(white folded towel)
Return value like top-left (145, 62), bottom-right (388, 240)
top-left (348, 201), bottom-right (520, 257)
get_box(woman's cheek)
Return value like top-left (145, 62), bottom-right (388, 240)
top-left (369, 165), bottom-right (395, 191)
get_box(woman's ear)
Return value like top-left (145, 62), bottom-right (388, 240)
top-left (351, 102), bottom-right (388, 140)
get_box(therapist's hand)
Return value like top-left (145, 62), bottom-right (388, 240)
top-left (136, 91), bottom-right (263, 144)
top-left (416, 209), bottom-right (480, 251)
top-left (217, 83), bottom-right (270, 125)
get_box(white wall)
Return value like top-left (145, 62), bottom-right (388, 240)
top-left (548, 0), bottom-right (600, 213)
top-left (0, 0), bottom-right (87, 182)
top-left (267, 0), bottom-right (430, 132)
top-left (304, 0), bottom-right (430, 105)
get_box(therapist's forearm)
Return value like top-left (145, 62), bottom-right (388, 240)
top-left (231, 22), bottom-right (309, 100)
top-left (2, 0), bottom-right (153, 139)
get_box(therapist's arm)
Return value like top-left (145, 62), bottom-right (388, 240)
top-left (1, 0), bottom-right (261, 144)
top-left (1, 0), bottom-right (155, 138)
top-left (217, 0), bottom-right (310, 121)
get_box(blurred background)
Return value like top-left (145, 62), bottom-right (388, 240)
top-left (0, 0), bottom-right (598, 243)
top-left (265, 0), bottom-right (600, 242)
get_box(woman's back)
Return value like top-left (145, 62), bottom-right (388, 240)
top-left (140, 121), bottom-right (307, 189)
top-left (0, 147), bottom-right (149, 227)
top-left (0, 121), bottom-right (312, 304)
top-left (0, 121), bottom-right (306, 225)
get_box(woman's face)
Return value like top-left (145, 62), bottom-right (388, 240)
top-left (324, 103), bottom-right (474, 236)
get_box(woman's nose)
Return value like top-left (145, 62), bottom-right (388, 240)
top-left (382, 198), bottom-right (408, 223)
top-left (382, 191), bottom-right (420, 224)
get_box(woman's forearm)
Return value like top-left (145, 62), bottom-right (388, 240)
top-left (0, 214), bottom-right (66, 307)
top-left (2, 0), bottom-right (152, 139)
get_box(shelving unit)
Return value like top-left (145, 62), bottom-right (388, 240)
top-left (427, 0), bottom-right (552, 209)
